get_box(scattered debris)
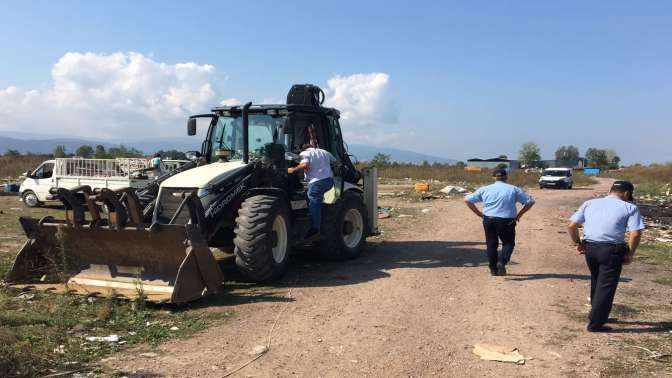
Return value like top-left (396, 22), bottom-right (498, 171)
top-left (378, 209), bottom-right (391, 219)
top-left (17, 292), bottom-right (35, 300)
top-left (622, 344), bottom-right (671, 361)
top-left (547, 351), bottom-right (562, 359)
top-left (415, 182), bottom-right (430, 193)
top-left (472, 343), bottom-right (530, 365)
top-left (53, 345), bottom-right (66, 354)
top-left (421, 193), bottom-right (438, 200)
top-left (139, 352), bottom-right (159, 358)
top-left (440, 185), bottom-right (468, 195)
top-left (170, 326), bottom-right (179, 331)
top-left (398, 214), bottom-right (414, 218)
top-left (85, 334), bottom-right (120, 343)
top-left (250, 345), bottom-right (269, 355)
top-left (421, 208), bottom-right (431, 214)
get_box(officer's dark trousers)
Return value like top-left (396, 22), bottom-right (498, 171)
top-left (584, 242), bottom-right (627, 327)
top-left (483, 216), bottom-right (516, 271)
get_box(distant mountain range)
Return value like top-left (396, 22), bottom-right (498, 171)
top-left (0, 133), bottom-right (456, 164)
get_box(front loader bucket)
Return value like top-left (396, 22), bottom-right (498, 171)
top-left (6, 217), bottom-right (223, 304)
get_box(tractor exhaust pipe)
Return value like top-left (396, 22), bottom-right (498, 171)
top-left (242, 102), bottom-right (252, 164)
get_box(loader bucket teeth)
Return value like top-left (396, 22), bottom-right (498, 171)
top-left (5, 193), bottom-right (224, 304)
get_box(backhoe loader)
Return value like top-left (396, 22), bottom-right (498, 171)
top-left (6, 84), bottom-right (378, 303)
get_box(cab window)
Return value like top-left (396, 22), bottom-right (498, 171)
top-left (33, 163), bottom-right (54, 179)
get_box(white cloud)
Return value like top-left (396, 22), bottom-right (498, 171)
top-left (0, 52), bottom-right (217, 138)
top-left (0, 59), bottom-right (401, 146)
top-left (324, 72), bottom-right (400, 145)
top-left (220, 98), bottom-right (242, 106)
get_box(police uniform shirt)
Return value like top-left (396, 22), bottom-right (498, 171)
top-left (465, 181), bottom-right (535, 219)
top-left (570, 195), bottom-right (645, 243)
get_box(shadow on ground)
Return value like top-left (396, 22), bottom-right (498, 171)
top-left (505, 273), bottom-right (632, 283)
top-left (287, 240), bottom-right (488, 288)
top-left (192, 240), bottom-right (488, 307)
top-left (608, 320), bottom-right (672, 334)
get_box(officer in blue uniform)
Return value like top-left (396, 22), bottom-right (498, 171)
top-left (465, 169), bottom-right (536, 276)
top-left (568, 181), bottom-right (645, 332)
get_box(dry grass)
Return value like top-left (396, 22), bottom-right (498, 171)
top-left (372, 164), bottom-right (597, 188)
top-left (605, 164), bottom-right (672, 199)
top-left (0, 155), bottom-right (49, 182)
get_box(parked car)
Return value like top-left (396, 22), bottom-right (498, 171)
top-left (539, 167), bottom-right (573, 189)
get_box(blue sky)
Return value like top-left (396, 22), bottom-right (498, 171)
top-left (0, 0), bottom-right (670, 164)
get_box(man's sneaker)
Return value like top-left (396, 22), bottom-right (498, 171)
top-left (305, 228), bottom-right (321, 243)
top-left (496, 262), bottom-right (507, 276)
top-left (587, 324), bottom-right (612, 332)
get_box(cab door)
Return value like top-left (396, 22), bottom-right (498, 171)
top-left (31, 162), bottom-right (55, 200)
top-left (322, 114), bottom-right (348, 201)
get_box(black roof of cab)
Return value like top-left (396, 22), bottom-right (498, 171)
top-left (211, 104), bottom-right (340, 118)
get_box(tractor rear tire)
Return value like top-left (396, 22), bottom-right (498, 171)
top-left (318, 191), bottom-right (368, 260)
top-left (234, 195), bottom-right (291, 283)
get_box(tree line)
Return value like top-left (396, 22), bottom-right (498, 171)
top-left (518, 142), bottom-right (621, 169)
top-left (3, 145), bottom-right (187, 160)
top-left (368, 143), bottom-right (622, 170)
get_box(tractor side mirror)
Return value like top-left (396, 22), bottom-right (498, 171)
top-left (284, 151), bottom-right (301, 162)
top-left (185, 151), bottom-right (201, 161)
top-left (187, 118), bottom-right (197, 136)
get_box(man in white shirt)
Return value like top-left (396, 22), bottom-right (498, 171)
top-left (288, 144), bottom-right (336, 241)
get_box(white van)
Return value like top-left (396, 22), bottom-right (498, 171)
top-left (539, 167), bottom-right (573, 189)
top-left (19, 158), bottom-right (186, 207)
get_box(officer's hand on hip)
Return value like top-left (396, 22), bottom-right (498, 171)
top-left (576, 243), bottom-right (586, 255)
top-left (623, 251), bottom-right (634, 265)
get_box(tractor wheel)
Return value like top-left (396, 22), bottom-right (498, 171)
top-left (319, 191), bottom-right (368, 260)
top-left (234, 195), bottom-right (291, 283)
top-left (22, 190), bottom-right (40, 208)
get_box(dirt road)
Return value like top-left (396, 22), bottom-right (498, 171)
top-left (105, 179), bottom-right (672, 377)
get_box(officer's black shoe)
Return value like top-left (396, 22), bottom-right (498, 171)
top-left (586, 324), bottom-right (612, 332)
top-left (305, 228), bottom-right (321, 243)
top-left (496, 262), bottom-right (507, 276)
top-left (490, 269), bottom-right (498, 276)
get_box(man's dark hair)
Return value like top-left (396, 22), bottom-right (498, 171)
top-left (153, 152), bottom-right (161, 158)
top-left (493, 168), bottom-right (508, 179)
top-left (300, 143), bottom-right (313, 150)
top-left (611, 180), bottom-right (634, 201)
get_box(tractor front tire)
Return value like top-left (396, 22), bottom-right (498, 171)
top-left (234, 195), bottom-right (291, 283)
top-left (319, 191), bottom-right (368, 260)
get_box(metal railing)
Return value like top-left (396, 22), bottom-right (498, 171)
top-left (54, 158), bottom-right (151, 178)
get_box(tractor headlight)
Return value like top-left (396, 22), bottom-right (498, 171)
top-left (197, 188), bottom-right (211, 198)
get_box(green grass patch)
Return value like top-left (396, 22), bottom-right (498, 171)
top-left (610, 303), bottom-right (641, 318)
top-left (0, 286), bottom-right (232, 377)
top-left (654, 276), bottom-right (672, 286)
top-left (637, 242), bottom-right (672, 267)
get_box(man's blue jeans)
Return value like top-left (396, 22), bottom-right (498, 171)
top-left (307, 177), bottom-right (334, 231)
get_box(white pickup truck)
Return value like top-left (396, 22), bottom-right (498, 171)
top-left (19, 158), bottom-right (187, 207)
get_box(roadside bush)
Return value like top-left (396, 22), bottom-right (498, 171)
top-left (0, 155), bottom-right (50, 180)
top-left (368, 163), bottom-right (596, 189)
top-left (605, 164), bottom-right (672, 198)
